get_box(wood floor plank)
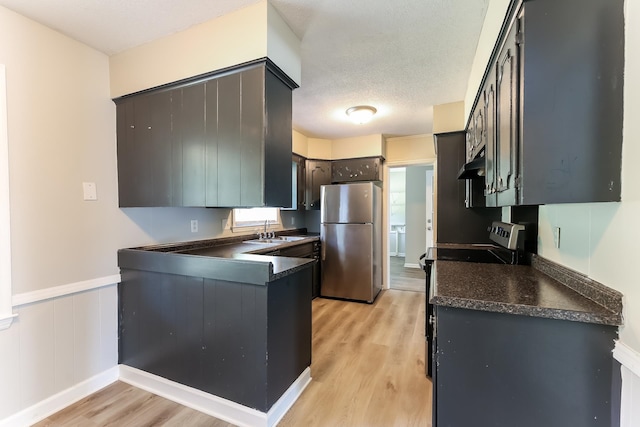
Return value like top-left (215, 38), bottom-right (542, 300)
top-left (390, 256), bottom-right (426, 293)
top-left (35, 289), bottom-right (431, 427)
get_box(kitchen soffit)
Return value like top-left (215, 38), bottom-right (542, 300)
top-left (0, 0), bottom-right (489, 140)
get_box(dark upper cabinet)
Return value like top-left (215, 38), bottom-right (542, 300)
top-left (330, 157), bottom-right (382, 184)
top-left (114, 60), bottom-right (296, 208)
top-left (484, 67), bottom-right (498, 208)
top-left (468, 0), bottom-right (624, 206)
top-left (305, 159), bottom-right (331, 210)
top-left (116, 91), bottom-right (174, 207)
top-left (494, 16), bottom-right (519, 207)
top-left (292, 154), bottom-right (306, 210)
top-left (178, 83), bottom-right (207, 207)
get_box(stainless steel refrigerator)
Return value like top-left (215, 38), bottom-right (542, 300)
top-left (320, 182), bottom-right (382, 303)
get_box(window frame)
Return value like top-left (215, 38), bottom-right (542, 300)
top-left (231, 207), bottom-right (281, 230)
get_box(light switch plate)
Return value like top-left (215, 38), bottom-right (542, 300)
top-left (553, 226), bottom-right (561, 248)
top-left (82, 182), bottom-right (97, 201)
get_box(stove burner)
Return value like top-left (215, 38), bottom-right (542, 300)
top-left (435, 247), bottom-right (509, 264)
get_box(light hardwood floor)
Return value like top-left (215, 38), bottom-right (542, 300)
top-left (389, 256), bottom-right (426, 293)
top-left (35, 290), bottom-right (432, 426)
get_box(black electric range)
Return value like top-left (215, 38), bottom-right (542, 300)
top-left (419, 221), bottom-right (526, 378)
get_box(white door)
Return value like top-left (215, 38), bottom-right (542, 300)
top-left (425, 169), bottom-right (434, 249)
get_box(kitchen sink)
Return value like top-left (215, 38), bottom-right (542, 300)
top-left (244, 236), bottom-right (307, 244)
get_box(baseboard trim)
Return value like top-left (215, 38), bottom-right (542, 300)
top-left (0, 366), bottom-right (118, 427)
top-left (267, 366), bottom-right (312, 426)
top-left (119, 365), bottom-right (311, 427)
top-left (613, 340), bottom-right (640, 378)
top-left (404, 262), bottom-right (420, 269)
top-left (12, 274), bottom-right (121, 307)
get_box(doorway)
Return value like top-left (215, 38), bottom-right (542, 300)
top-left (386, 164), bottom-right (434, 292)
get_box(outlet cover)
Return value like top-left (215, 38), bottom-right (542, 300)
top-left (191, 220), bottom-right (198, 233)
top-left (553, 227), bottom-right (561, 248)
top-left (82, 182), bottom-right (97, 201)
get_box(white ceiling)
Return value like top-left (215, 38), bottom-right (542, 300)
top-left (0, 0), bottom-right (489, 139)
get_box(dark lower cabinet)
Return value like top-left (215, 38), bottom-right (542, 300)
top-left (118, 267), bottom-right (312, 412)
top-left (433, 306), bottom-right (619, 427)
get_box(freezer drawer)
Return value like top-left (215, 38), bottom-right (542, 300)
top-left (320, 182), bottom-right (379, 224)
top-left (321, 223), bottom-right (379, 302)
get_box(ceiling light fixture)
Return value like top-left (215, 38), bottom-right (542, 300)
top-left (346, 105), bottom-right (377, 124)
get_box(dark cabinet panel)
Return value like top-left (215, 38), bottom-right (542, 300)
top-left (116, 92), bottom-right (173, 207)
top-left (484, 67), bottom-right (497, 207)
top-left (434, 132), bottom-right (500, 244)
top-left (217, 72), bottom-right (242, 207)
top-left (305, 159), bottom-right (331, 210)
top-left (292, 154), bottom-right (306, 210)
top-left (263, 69), bottom-right (293, 208)
top-left (119, 267), bottom-right (311, 412)
top-left (178, 84), bottom-right (206, 207)
top-left (518, 0), bottom-right (623, 205)
top-left (331, 157), bottom-right (382, 183)
top-left (495, 18), bottom-right (519, 207)
top-left (434, 306), bottom-right (618, 427)
top-left (115, 60), bottom-right (296, 208)
top-left (204, 81), bottom-right (219, 206)
top-left (467, 0), bottom-right (624, 206)
top-left (241, 66), bottom-right (265, 206)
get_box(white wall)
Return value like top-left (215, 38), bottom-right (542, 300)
top-left (110, 0), bottom-right (301, 98)
top-left (466, 1), bottom-right (640, 425)
top-left (0, 5), bottom-right (305, 423)
top-left (405, 166), bottom-right (432, 266)
top-left (0, 286), bottom-right (117, 423)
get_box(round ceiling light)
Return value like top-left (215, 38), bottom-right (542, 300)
top-left (346, 105), bottom-right (377, 124)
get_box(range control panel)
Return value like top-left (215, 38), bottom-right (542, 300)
top-left (488, 221), bottom-right (525, 250)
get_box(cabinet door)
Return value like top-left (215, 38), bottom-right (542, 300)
top-left (177, 83), bottom-right (206, 207)
top-left (116, 98), bottom-right (141, 207)
top-left (217, 73), bottom-right (242, 207)
top-left (472, 94), bottom-right (485, 159)
top-left (465, 113), bottom-right (475, 163)
top-left (116, 92), bottom-right (173, 207)
top-left (305, 160), bottom-right (331, 210)
top-left (204, 80), bottom-right (218, 206)
top-left (331, 158), bottom-right (381, 183)
top-left (484, 67), bottom-right (498, 207)
top-left (293, 154), bottom-right (306, 210)
top-left (495, 20), bottom-right (520, 207)
top-left (240, 67), bottom-right (265, 206)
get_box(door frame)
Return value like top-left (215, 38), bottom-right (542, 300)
top-left (382, 159), bottom-right (435, 290)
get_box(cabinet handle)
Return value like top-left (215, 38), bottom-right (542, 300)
top-left (147, 126), bottom-right (152, 130)
top-left (130, 125), bottom-right (135, 129)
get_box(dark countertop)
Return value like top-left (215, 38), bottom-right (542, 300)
top-left (118, 230), bottom-right (318, 285)
top-left (429, 251), bottom-right (622, 326)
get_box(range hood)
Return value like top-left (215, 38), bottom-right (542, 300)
top-left (457, 156), bottom-right (485, 179)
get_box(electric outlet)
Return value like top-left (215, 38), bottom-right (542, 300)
top-left (222, 218), bottom-right (227, 230)
top-left (291, 217), bottom-right (295, 225)
top-left (191, 220), bottom-right (198, 233)
top-left (82, 182), bottom-right (97, 201)
top-left (553, 227), bottom-right (561, 248)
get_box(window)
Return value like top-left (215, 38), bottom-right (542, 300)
top-left (232, 207), bottom-right (280, 229)
top-left (0, 64), bottom-right (15, 329)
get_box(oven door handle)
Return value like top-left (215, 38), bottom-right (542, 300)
top-left (419, 252), bottom-right (426, 270)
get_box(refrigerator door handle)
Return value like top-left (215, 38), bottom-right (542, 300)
top-left (321, 227), bottom-right (326, 261)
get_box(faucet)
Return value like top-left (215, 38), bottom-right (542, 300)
top-left (258, 220), bottom-right (274, 240)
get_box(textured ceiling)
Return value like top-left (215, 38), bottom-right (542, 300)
top-left (0, 0), bottom-right (489, 139)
